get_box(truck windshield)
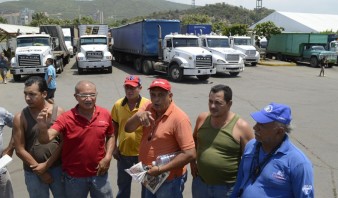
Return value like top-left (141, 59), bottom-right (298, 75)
top-left (311, 46), bottom-right (325, 51)
top-left (207, 38), bottom-right (230, 47)
top-left (17, 37), bottom-right (50, 47)
top-left (80, 38), bottom-right (107, 45)
top-left (234, 38), bottom-right (252, 45)
top-left (173, 38), bottom-right (199, 47)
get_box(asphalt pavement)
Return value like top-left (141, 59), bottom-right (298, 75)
top-left (1, 58), bottom-right (338, 197)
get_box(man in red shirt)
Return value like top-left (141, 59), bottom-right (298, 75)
top-left (37, 80), bottom-right (115, 198)
top-left (125, 78), bottom-right (196, 198)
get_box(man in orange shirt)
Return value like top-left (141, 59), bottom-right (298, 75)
top-left (125, 78), bottom-right (196, 198)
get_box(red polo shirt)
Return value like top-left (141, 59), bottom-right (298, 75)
top-left (51, 105), bottom-right (114, 177)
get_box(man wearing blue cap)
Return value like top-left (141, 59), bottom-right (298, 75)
top-left (231, 103), bottom-right (314, 198)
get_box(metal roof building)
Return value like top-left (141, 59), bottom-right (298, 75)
top-left (250, 11), bottom-right (338, 33)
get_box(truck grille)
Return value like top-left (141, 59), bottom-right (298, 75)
top-left (196, 55), bottom-right (212, 67)
top-left (86, 51), bottom-right (103, 60)
top-left (246, 50), bottom-right (256, 56)
top-left (226, 54), bottom-right (240, 62)
top-left (18, 54), bottom-right (41, 66)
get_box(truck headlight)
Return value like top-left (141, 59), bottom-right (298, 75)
top-left (217, 59), bottom-right (226, 63)
top-left (77, 56), bottom-right (84, 61)
top-left (105, 55), bottom-right (112, 60)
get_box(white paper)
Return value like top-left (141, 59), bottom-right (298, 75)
top-left (0, 155), bottom-right (12, 169)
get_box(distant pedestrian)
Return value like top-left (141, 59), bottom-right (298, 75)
top-left (44, 58), bottom-right (56, 103)
top-left (0, 52), bottom-right (9, 84)
top-left (318, 56), bottom-right (327, 77)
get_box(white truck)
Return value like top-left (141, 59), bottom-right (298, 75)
top-left (10, 25), bottom-right (70, 81)
top-left (199, 34), bottom-right (245, 76)
top-left (62, 28), bottom-right (74, 57)
top-left (111, 19), bottom-right (215, 81)
top-left (76, 24), bottom-right (113, 74)
top-left (229, 36), bottom-right (260, 66)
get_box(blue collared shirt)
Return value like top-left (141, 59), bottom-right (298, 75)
top-left (231, 135), bottom-right (314, 198)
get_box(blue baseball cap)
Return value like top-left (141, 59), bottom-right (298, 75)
top-left (251, 103), bottom-right (292, 125)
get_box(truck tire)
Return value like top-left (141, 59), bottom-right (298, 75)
top-left (142, 60), bottom-right (154, 75)
top-left (134, 58), bottom-right (142, 73)
top-left (169, 64), bottom-right (183, 82)
top-left (13, 74), bottom-right (21, 82)
top-left (310, 57), bottom-right (318, 67)
top-left (57, 60), bottom-right (64, 74)
top-left (107, 66), bottom-right (112, 73)
top-left (229, 72), bottom-right (240, 77)
top-left (197, 75), bottom-right (210, 81)
top-left (78, 67), bottom-right (84, 75)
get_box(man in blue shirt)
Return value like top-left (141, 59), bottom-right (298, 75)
top-left (231, 103), bottom-right (314, 198)
top-left (44, 58), bottom-right (56, 104)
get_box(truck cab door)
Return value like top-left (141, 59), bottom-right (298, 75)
top-left (163, 39), bottom-right (175, 62)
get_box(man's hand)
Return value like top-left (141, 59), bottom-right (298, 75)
top-left (190, 161), bottom-right (198, 178)
top-left (96, 156), bottom-right (111, 176)
top-left (30, 162), bottom-right (48, 176)
top-left (138, 111), bottom-right (155, 127)
top-left (147, 165), bottom-right (162, 177)
top-left (112, 147), bottom-right (120, 161)
top-left (39, 172), bottom-right (53, 184)
top-left (36, 107), bottom-right (49, 127)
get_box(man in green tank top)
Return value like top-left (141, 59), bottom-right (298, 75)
top-left (190, 84), bottom-right (254, 198)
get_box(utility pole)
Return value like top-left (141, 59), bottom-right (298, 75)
top-left (256, 0), bottom-right (262, 10)
top-left (192, 0), bottom-right (195, 8)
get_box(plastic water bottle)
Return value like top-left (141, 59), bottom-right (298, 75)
top-left (152, 152), bottom-right (180, 166)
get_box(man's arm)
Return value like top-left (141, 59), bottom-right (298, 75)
top-left (36, 107), bottom-right (60, 143)
top-left (96, 134), bottom-right (115, 176)
top-left (13, 113), bottom-right (40, 167)
top-left (125, 111), bottom-right (154, 132)
top-left (237, 118), bottom-right (254, 153)
top-left (190, 112), bottom-right (208, 178)
top-left (148, 148), bottom-right (196, 176)
top-left (112, 120), bottom-right (120, 160)
top-left (2, 133), bottom-right (15, 157)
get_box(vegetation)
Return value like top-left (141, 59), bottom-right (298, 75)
top-left (253, 21), bottom-right (284, 40)
top-left (0, 17), bottom-right (7, 24)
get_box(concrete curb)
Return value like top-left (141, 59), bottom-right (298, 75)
top-left (258, 60), bottom-right (297, 66)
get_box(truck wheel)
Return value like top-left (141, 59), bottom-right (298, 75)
top-left (134, 58), bottom-right (142, 73)
top-left (57, 61), bottom-right (63, 74)
top-left (229, 72), bottom-right (240, 77)
top-left (142, 60), bottom-right (154, 75)
top-left (310, 57), bottom-right (318, 67)
top-left (197, 75), bottom-right (210, 81)
top-left (78, 67), bottom-right (84, 75)
top-left (277, 53), bottom-right (283, 61)
top-left (13, 74), bottom-right (21, 82)
top-left (107, 66), bottom-right (112, 73)
top-left (169, 64), bottom-right (183, 82)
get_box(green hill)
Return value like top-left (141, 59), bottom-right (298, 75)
top-left (0, 0), bottom-right (192, 21)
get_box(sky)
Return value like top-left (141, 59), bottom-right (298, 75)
top-left (167, 0), bottom-right (338, 15)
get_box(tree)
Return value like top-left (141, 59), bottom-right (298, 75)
top-left (181, 14), bottom-right (211, 25)
top-left (225, 24), bottom-right (248, 36)
top-left (0, 16), bottom-right (7, 24)
top-left (253, 21), bottom-right (284, 40)
top-left (72, 16), bottom-right (98, 25)
top-left (30, 12), bottom-right (49, 26)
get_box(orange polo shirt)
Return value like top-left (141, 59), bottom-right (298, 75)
top-left (139, 102), bottom-right (194, 180)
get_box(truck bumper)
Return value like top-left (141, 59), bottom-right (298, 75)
top-left (183, 68), bottom-right (216, 76)
top-left (78, 60), bottom-right (112, 69)
top-left (215, 63), bottom-right (244, 73)
top-left (10, 67), bottom-right (46, 75)
top-left (244, 57), bottom-right (259, 64)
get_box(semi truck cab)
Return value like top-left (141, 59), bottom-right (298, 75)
top-left (229, 36), bottom-right (260, 66)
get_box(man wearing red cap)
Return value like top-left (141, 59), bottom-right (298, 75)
top-left (111, 75), bottom-right (150, 198)
top-left (125, 78), bottom-right (196, 198)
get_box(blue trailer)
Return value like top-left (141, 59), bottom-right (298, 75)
top-left (111, 19), bottom-right (180, 58)
top-left (181, 24), bottom-right (212, 35)
top-left (110, 19), bottom-right (215, 81)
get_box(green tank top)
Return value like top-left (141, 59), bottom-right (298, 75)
top-left (197, 114), bottom-right (241, 184)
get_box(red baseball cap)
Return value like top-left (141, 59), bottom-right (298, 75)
top-left (148, 78), bottom-right (171, 91)
top-left (124, 75), bottom-right (141, 87)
